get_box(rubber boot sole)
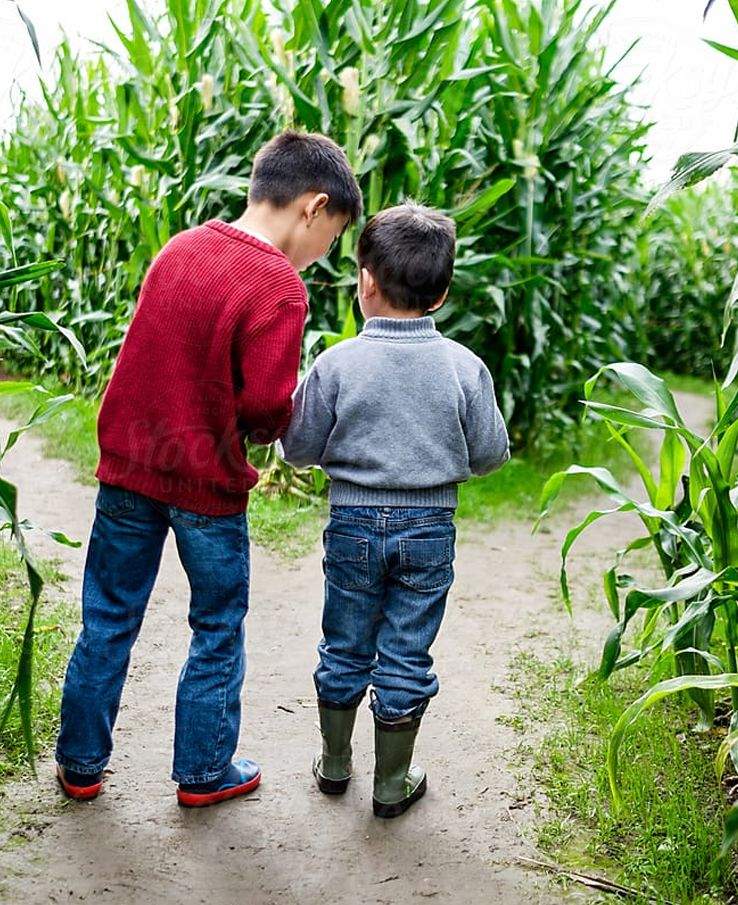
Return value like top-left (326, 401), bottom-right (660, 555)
top-left (373, 774), bottom-right (427, 818)
top-left (312, 759), bottom-right (350, 795)
top-left (177, 770), bottom-right (261, 808)
top-left (55, 765), bottom-right (103, 801)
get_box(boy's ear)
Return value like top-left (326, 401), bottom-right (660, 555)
top-left (304, 192), bottom-right (329, 223)
top-left (359, 267), bottom-right (376, 300)
top-left (427, 288), bottom-right (449, 313)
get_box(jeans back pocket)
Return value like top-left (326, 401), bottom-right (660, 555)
top-left (323, 531), bottom-right (371, 590)
top-left (96, 483), bottom-right (135, 519)
top-left (398, 536), bottom-right (455, 592)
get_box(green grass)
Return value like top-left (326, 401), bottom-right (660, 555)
top-left (506, 649), bottom-right (737, 904)
top-left (0, 543), bottom-right (76, 780)
top-left (248, 493), bottom-right (326, 558)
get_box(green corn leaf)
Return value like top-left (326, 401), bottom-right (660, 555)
top-left (661, 595), bottom-right (715, 653)
top-left (722, 271), bottom-right (738, 350)
top-left (187, 0), bottom-right (229, 59)
top-left (585, 362), bottom-right (683, 425)
top-left (537, 464), bottom-right (628, 523)
top-left (714, 385), bottom-right (738, 437)
top-left (559, 504), bottom-right (631, 613)
top-left (705, 39), bottom-right (738, 61)
top-left (0, 473), bottom-right (43, 770)
top-left (311, 467), bottom-right (327, 496)
top-left (599, 622), bottom-right (627, 681)
top-left (643, 568), bottom-right (735, 606)
top-left (15, 2), bottom-right (41, 66)
top-left (0, 200), bottom-right (17, 266)
top-left (717, 728), bottom-right (738, 782)
top-left (604, 423), bottom-right (658, 504)
top-left (646, 146), bottom-right (738, 217)
top-left (452, 177), bottom-right (516, 225)
top-left (1, 394), bottom-right (75, 459)
top-left (46, 530), bottom-right (82, 548)
top-left (655, 430), bottom-right (686, 510)
top-left (717, 419), bottom-right (738, 479)
top-left (117, 137), bottom-right (177, 176)
top-left (6, 311), bottom-right (87, 368)
top-left (599, 590), bottom-right (671, 681)
top-left (603, 567), bottom-right (620, 620)
top-left (677, 646), bottom-right (725, 674)
top-left (324, 304), bottom-right (357, 349)
top-left (0, 261), bottom-right (63, 288)
top-left (13, 594), bottom-right (40, 774)
top-left (174, 173), bottom-right (250, 210)
top-left (584, 401), bottom-right (674, 431)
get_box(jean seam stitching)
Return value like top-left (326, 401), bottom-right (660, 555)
top-left (205, 515), bottom-right (248, 777)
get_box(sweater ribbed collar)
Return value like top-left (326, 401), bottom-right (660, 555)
top-left (205, 220), bottom-right (286, 258)
top-left (361, 316), bottom-right (439, 341)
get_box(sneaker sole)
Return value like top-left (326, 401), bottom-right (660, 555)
top-left (176, 771), bottom-right (261, 808)
top-left (373, 775), bottom-right (427, 818)
top-left (55, 765), bottom-right (103, 802)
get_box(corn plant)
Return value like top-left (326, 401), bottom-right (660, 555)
top-left (1, 0), bottom-right (651, 447)
top-left (0, 209), bottom-right (85, 769)
top-left (643, 183), bottom-right (738, 379)
top-left (537, 362), bottom-right (738, 852)
top-left (1, 2), bottom-right (279, 388)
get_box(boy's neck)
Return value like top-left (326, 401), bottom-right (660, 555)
top-left (230, 204), bottom-right (291, 254)
top-left (364, 301), bottom-right (427, 320)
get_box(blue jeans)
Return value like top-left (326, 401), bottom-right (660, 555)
top-left (315, 505), bottom-right (456, 721)
top-left (55, 483), bottom-right (250, 785)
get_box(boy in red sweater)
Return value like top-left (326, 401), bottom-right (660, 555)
top-left (55, 132), bottom-right (362, 807)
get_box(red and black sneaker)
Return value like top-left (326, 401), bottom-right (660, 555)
top-left (176, 758), bottom-right (261, 808)
top-left (56, 764), bottom-right (104, 801)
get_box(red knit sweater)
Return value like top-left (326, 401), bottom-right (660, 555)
top-left (96, 220), bottom-right (308, 515)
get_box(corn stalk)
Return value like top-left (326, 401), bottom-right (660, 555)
top-left (537, 360), bottom-right (738, 853)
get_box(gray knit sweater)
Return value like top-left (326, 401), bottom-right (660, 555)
top-left (278, 316), bottom-right (510, 507)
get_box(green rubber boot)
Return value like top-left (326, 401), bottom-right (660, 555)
top-left (372, 713), bottom-right (427, 818)
top-left (312, 701), bottom-right (359, 795)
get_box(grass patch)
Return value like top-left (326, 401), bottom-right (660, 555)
top-left (506, 649), bottom-right (737, 904)
top-left (0, 543), bottom-right (76, 781)
top-left (248, 493), bottom-right (325, 559)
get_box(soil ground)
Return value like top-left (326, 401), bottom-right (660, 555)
top-left (0, 392), bottom-right (713, 904)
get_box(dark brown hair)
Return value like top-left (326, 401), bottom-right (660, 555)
top-left (249, 131), bottom-right (362, 225)
top-left (357, 203), bottom-right (456, 312)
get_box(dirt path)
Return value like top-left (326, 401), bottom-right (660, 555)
top-left (0, 392), bottom-right (713, 905)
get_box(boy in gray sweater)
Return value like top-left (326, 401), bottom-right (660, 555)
top-left (279, 203), bottom-right (509, 818)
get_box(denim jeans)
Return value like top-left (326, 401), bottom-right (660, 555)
top-left (315, 505), bottom-right (456, 721)
top-left (55, 483), bottom-right (250, 785)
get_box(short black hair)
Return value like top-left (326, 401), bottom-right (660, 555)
top-left (357, 203), bottom-right (456, 312)
top-left (249, 130), bottom-right (362, 225)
